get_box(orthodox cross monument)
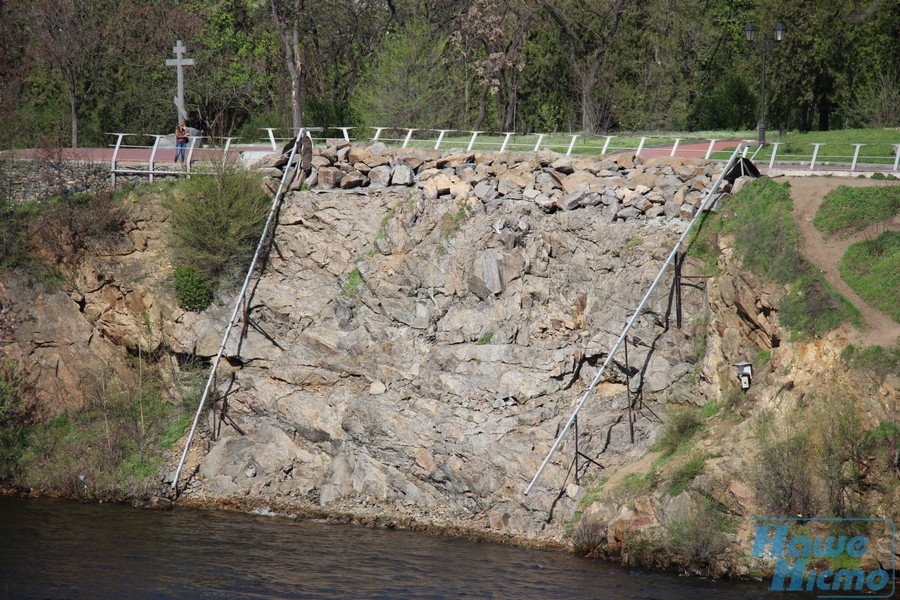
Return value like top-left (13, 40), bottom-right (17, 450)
top-left (166, 40), bottom-right (194, 123)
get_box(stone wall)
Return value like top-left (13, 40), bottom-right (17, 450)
top-left (0, 158), bottom-right (112, 204)
top-left (251, 141), bottom-right (727, 222)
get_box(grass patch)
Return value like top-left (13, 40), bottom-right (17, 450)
top-left (651, 406), bottom-right (703, 457)
top-left (701, 401), bottom-right (723, 419)
top-left (712, 178), bottom-right (861, 336)
top-left (665, 452), bottom-right (707, 496)
top-left (840, 344), bottom-right (899, 379)
top-left (1, 357), bottom-right (197, 499)
top-left (342, 268), bottom-right (365, 298)
top-left (475, 330), bottom-right (494, 345)
top-left (813, 185), bottom-right (900, 238)
top-left (838, 230), bottom-right (900, 322)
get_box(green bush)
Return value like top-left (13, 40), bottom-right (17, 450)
top-left (664, 497), bottom-right (730, 574)
top-left (813, 185), bottom-right (900, 238)
top-left (752, 418), bottom-right (818, 517)
top-left (164, 165), bottom-right (271, 278)
top-left (838, 230), bottom-right (900, 322)
top-left (173, 265), bottom-right (215, 311)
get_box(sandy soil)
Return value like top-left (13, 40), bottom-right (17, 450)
top-left (782, 176), bottom-right (899, 347)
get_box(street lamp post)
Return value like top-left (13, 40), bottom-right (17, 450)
top-left (745, 20), bottom-right (786, 144)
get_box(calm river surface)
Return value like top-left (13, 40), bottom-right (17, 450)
top-left (0, 496), bottom-right (800, 599)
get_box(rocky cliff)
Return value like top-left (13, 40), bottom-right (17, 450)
top-left (3, 143), bottom-right (895, 576)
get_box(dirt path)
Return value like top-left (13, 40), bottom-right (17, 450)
top-left (783, 176), bottom-right (900, 347)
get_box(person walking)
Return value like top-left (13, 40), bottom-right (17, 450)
top-left (174, 122), bottom-right (189, 163)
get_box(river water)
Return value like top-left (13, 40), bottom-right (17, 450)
top-left (0, 496), bottom-right (798, 599)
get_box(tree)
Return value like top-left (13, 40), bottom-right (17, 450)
top-left (270, 0), bottom-right (305, 131)
top-left (351, 20), bottom-right (460, 128)
top-left (29, 0), bottom-right (123, 147)
top-left (543, 0), bottom-right (631, 133)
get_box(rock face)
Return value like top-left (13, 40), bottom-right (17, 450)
top-left (172, 144), bottom-right (714, 541)
top-left (0, 199), bottom-right (179, 416)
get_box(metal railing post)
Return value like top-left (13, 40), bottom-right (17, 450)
top-left (670, 139), bottom-right (680, 157)
top-left (894, 145), bottom-right (900, 173)
top-left (262, 128), bottom-right (278, 151)
top-left (565, 135), bottom-right (578, 156)
top-left (466, 131), bottom-right (482, 152)
top-left (533, 134), bottom-right (545, 153)
top-left (434, 129), bottom-right (452, 150)
top-left (500, 132), bottom-right (514, 153)
top-left (335, 127), bottom-right (353, 143)
top-left (222, 137), bottom-right (236, 169)
top-left (810, 143), bottom-right (824, 170)
top-left (372, 127), bottom-right (385, 142)
top-left (148, 135), bottom-right (164, 184)
top-left (108, 133), bottom-right (129, 187)
top-left (185, 136), bottom-right (201, 176)
top-left (850, 144), bottom-right (864, 172)
top-left (705, 139), bottom-right (718, 160)
top-left (635, 137), bottom-right (646, 157)
top-left (402, 129), bottom-right (416, 148)
top-left (601, 136), bottom-right (615, 155)
top-left (769, 142), bottom-right (781, 170)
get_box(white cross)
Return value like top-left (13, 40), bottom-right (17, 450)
top-left (166, 40), bottom-right (194, 123)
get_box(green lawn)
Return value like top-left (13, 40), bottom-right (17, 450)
top-left (839, 231), bottom-right (900, 323)
top-left (813, 185), bottom-right (900, 238)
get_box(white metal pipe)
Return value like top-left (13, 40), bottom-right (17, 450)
top-left (894, 145), bottom-right (900, 173)
top-left (850, 144), bottom-right (864, 172)
top-left (466, 131), bottom-right (481, 152)
top-left (402, 129), bottom-right (416, 148)
top-left (148, 136), bottom-right (164, 184)
top-left (601, 136), bottom-right (615, 155)
top-left (635, 137), bottom-right (646, 157)
top-left (533, 134), bottom-right (545, 153)
top-left (335, 127), bottom-right (353, 142)
top-left (670, 139), bottom-right (680, 157)
top-left (500, 132), bottom-right (514, 153)
top-left (705, 139), bottom-right (718, 160)
top-left (525, 144), bottom-right (745, 496)
top-left (810, 143), bottom-right (823, 170)
top-left (566, 135), bottom-right (578, 156)
top-left (769, 142), bottom-right (781, 170)
top-left (263, 128), bottom-right (278, 151)
top-left (372, 127), bottom-right (385, 142)
top-left (434, 130), bottom-right (451, 150)
top-left (170, 127), bottom-right (307, 491)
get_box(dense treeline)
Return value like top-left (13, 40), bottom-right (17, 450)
top-left (1, 0), bottom-right (897, 148)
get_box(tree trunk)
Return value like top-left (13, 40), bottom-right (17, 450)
top-left (69, 88), bottom-right (78, 148)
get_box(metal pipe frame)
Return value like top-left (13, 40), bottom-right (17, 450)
top-left (170, 127), bottom-right (308, 491)
top-left (524, 143), bottom-right (745, 496)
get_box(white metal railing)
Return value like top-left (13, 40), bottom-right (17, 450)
top-left (104, 127), bottom-right (900, 176)
top-left (524, 143), bottom-right (747, 496)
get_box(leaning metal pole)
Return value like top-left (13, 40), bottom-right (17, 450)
top-left (170, 128), bottom-right (306, 491)
top-left (524, 144), bottom-right (745, 496)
